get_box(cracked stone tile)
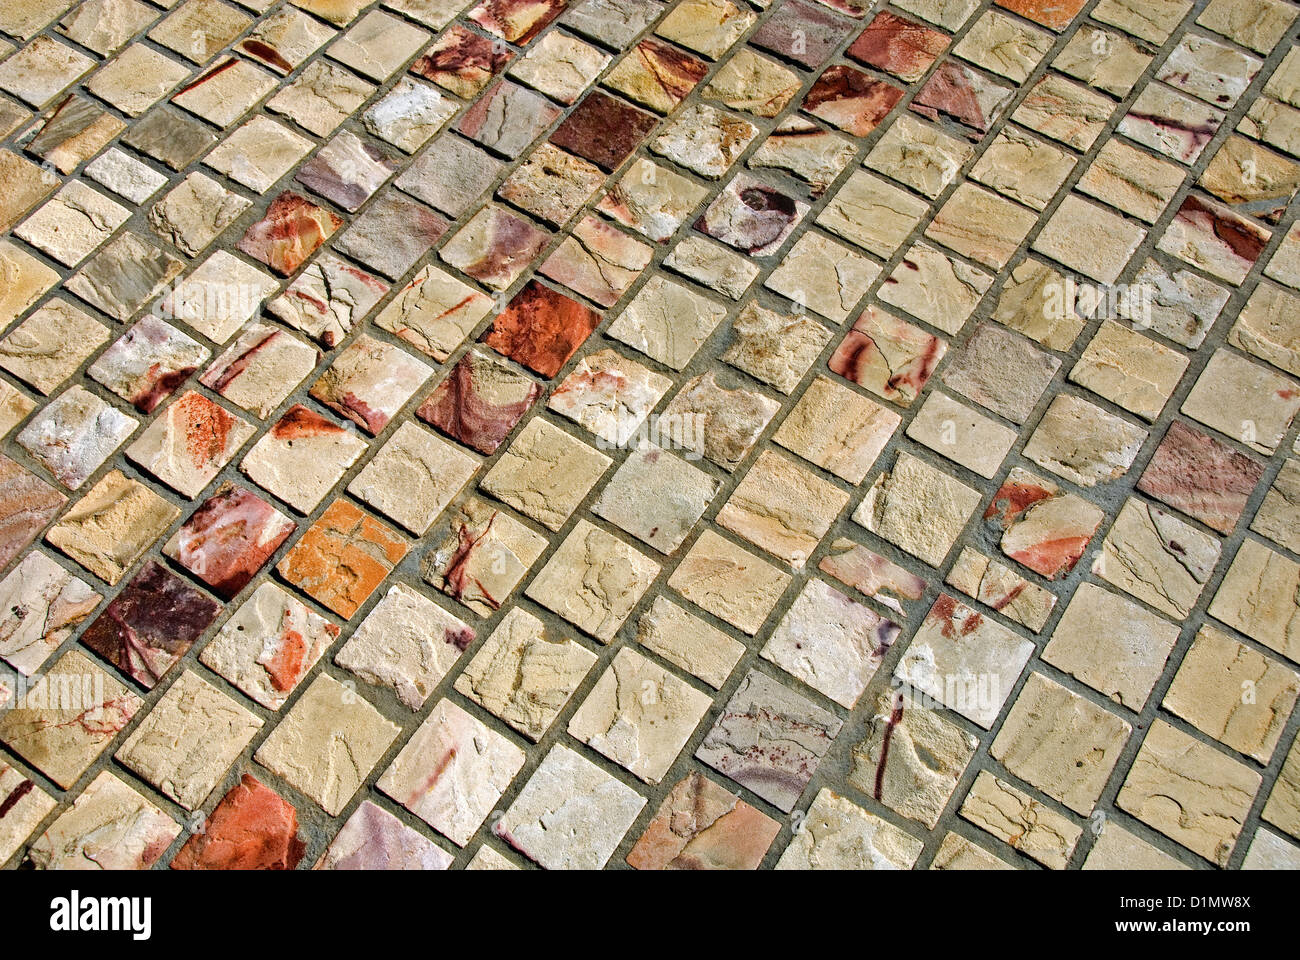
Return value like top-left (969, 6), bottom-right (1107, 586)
top-left (267, 59), bottom-right (376, 136)
top-left (955, 10), bottom-right (1052, 84)
top-left (277, 498), bottom-right (408, 620)
top-left (497, 142), bottom-right (606, 227)
top-left (44, 469), bottom-right (175, 585)
top-left (992, 671), bottom-right (1131, 815)
top-left (1078, 140), bottom-right (1185, 224)
top-left (661, 370), bottom-right (779, 472)
top-left (984, 468), bottom-right (1105, 580)
top-left (1067, 321), bottom-right (1187, 421)
top-left (803, 64), bottom-right (903, 138)
top-left (719, 449), bottom-right (849, 567)
top-left (421, 495), bottom-right (546, 615)
top-left (0, 650), bottom-right (138, 789)
top-left (829, 307), bottom-right (945, 409)
top-left (752, 0), bottom-right (853, 67)
top-left (911, 60), bottom-right (1011, 133)
top-left (18, 385), bottom-right (137, 491)
top-left (906, 390), bottom-right (1017, 479)
top-left (494, 744), bottom-right (645, 869)
top-left (254, 673), bottom-right (400, 816)
top-left (634, 595), bottom-right (743, 689)
top-left (362, 77), bottom-right (457, 154)
top-left (309, 335), bottom-right (431, 435)
top-left (880, 242), bottom-right (992, 335)
top-left (456, 79), bottom-right (562, 159)
top-left (204, 115), bottom-right (314, 193)
top-left (237, 191), bottom-right (343, 277)
top-left (296, 130), bottom-right (398, 212)
top-left (776, 788), bottom-right (923, 869)
top-left (551, 91), bottom-right (659, 172)
top-left (125, 390), bottom-right (254, 498)
top-left (1012, 73), bottom-right (1114, 152)
top-left (668, 528), bottom-right (790, 634)
top-left (1022, 393), bottom-right (1147, 488)
top-left (57, 0), bottom-right (158, 56)
top-left (150, 0), bottom-right (252, 64)
top-left (0, 457), bottom-right (66, 577)
top-left (1044, 581), bottom-right (1179, 711)
top-left (411, 24), bottom-right (514, 99)
top-left (417, 348), bottom-right (540, 457)
top-left (764, 231), bottom-right (881, 326)
top-left (748, 117), bottom-right (856, 198)
top-left (701, 47), bottom-right (799, 119)
top-left (149, 173), bottom-right (251, 258)
top-left (960, 770), bottom-right (1081, 869)
top-left (654, 0), bottom-right (753, 59)
top-left (1252, 458), bottom-right (1300, 553)
top-left (172, 57), bottom-right (278, 129)
top-left (774, 375), bottom-right (899, 484)
top-left (1165, 624), bottom-right (1299, 764)
top-left (847, 10), bottom-right (947, 83)
top-left (1120, 83), bottom-right (1226, 164)
top-left (848, 691), bottom-right (977, 828)
top-left (481, 416), bottom-right (611, 530)
top-left (927, 183), bottom-right (1037, 271)
top-left (1118, 720), bottom-right (1260, 866)
top-left (336, 582), bottom-right (472, 710)
top-left (597, 157), bottom-right (710, 243)
top-left (541, 215), bottom-right (653, 307)
top-left (1239, 97), bottom-right (1300, 159)
top-left (1182, 349), bottom-right (1300, 455)
top-left (1199, 0), bottom-right (1295, 53)
top-left (484, 279), bottom-right (602, 378)
top-left (931, 832), bottom-right (1014, 869)
top-left (0, 299), bottom-right (108, 396)
top-left (548, 349), bottom-right (671, 446)
top-left (569, 646), bottom-right (711, 782)
top-left (1094, 497), bottom-right (1220, 619)
top-left (1158, 194), bottom-right (1270, 285)
top-left (328, 9), bottom-right (429, 82)
top-left (80, 559), bottom-right (220, 688)
top-left (440, 204), bottom-right (551, 291)
top-left (200, 324), bottom-right (318, 420)
top-left (561, 0), bottom-right (666, 48)
top-left (854, 451), bottom-right (980, 567)
top-left (0, 36), bottom-right (94, 109)
top-left (115, 669), bottom-right (258, 809)
top-left (895, 593), bottom-right (1034, 728)
top-left (171, 773), bottom-right (304, 869)
top-left (398, 134), bottom-right (505, 218)
top-left (1209, 538), bottom-right (1300, 663)
top-left (29, 770), bottom-right (179, 870)
top-left (1053, 25), bottom-right (1152, 97)
top-left (376, 266), bottom-right (494, 363)
top-left (380, 698), bottom-right (523, 844)
top-left (240, 404), bottom-right (368, 513)
top-left (508, 29), bottom-right (611, 105)
top-left (720, 300), bottom-right (830, 393)
top-left (454, 606), bottom-right (595, 740)
top-left (0, 551), bottom-right (98, 678)
top-left (25, 95), bottom-right (126, 175)
top-left (347, 421), bottom-right (478, 535)
top-left (316, 800), bottom-right (452, 870)
top-left (818, 537), bottom-right (926, 618)
top-left (1131, 259), bottom-right (1230, 349)
top-left (199, 581), bottom-right (339, 710)
top-left (942, 322), bottom-right (1059, 425)
top-left (865, 114), bottom-right (973, 200)
top-left (627, 771), bottom-right (779, 869)
top-left (526, 519), bottom-right (659, 641)
top-left (651, 103), bottom-right (757, 180)
top-left (946, 547), bottom-right (1056, 632)
top-left (697, 669), bottom-right (840, 811)
top-left (969, 127), bottom-right (1074, 213)
top-left (1200, 135), bottom-right (1300, 223)
top-left (239, 5), bottom-right (335, 73)
top-left (16, 181), bottom-right (130, 268)
top-left (162, 483), bottom-right (293, 600)
top-left (1231, 282), bottom-right (1300, 378)
top-left (607, 275), bottom-right (727, 371)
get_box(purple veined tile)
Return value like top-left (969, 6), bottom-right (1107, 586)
top-left (751, 0), bottom-right (854, 68)
top-left (439, 204), bottom-right (552, 291)
top-left (163, 483), bottom-right (296, 600)
top-left (455, 79), bottom-right (562, 158)
top-left (469, 0), bottom-right (569, 45)
top-left (417, 346), bottom-right (542, 455)
top-left (80, 560), bottom-right (222, 689)
top-left (317, 801), bottom-right (453, 869)
top-left (411, 23), bottom-right (514, 99)
top-left (695, 173), bottom-right (809, 256)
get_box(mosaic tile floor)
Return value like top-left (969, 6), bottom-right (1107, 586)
top-left (0, 0), bottom-right (1298, 872)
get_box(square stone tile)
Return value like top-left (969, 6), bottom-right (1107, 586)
top-left (911, 60), bottom-right (1011, 134)
top-left (348, 421), bottom-right (478, 535)
top-left (778, 787), bottom-right (924, 869)
top-left (718, 449), bottom-right (848, 567)
top-left (277, 498), bottom-right (408, 619)
top-left (540, 216), bottom-right (653, 307)
top-left (150, 0), bottom-right (252, 63)
top-left (1231, 282), bottom-right (1300, 378)
top-left (125, 390), bottom-right (254, 498)
top-left (1044, 581), bottom-right (1179, 711)
top-left (86, 46), bottom-right (192, 118)
top-left (439, 204), bottom-right (550, 291)
top-left (848, 10), bottom-right (947, 83)
top-left (1093, 497), bottom-right (1220, 618)
top-left (0, 151), bottom-right (58, 233)
top-left (162, 251), bottom-right (279, 344)
top-left (236, 192), bottom-right (343, 277)
top-left (1136, 419), bottom-right (1264, 534)
top-left (818, 170), bottom-right (926, 260)
top-left (498, 143), bottom-right (605, 227)
top-left (819, 537), bottom-right (928, 618)
top-left (240, 405), bottom-right (368, 513)
top-left (508, 29), bottom-right (610, 104)
top-left (1083, 820), bottom-right (1190, 870)
top-left (199, 581), bottom-right (339, 710)
top-left (1263, 737), bottom-right (1300, 840)
top-left (309, 335), bottom-right (431, 434)
top-left (1183, 349), bottom-right (1300, 455)
top-left (765, 232), bottom-right (880, 326)
top-left (469, 0), bottom-right (566, 43)
top-left (0, 650), bottom-right (140, 789)
top-left (1118, 720), bottom-right (1260, 866)
top-left (1210, 538), bottom-right (1300, 663)
top-left (983, 467), bottom-right (1104, 580)
top-left (44, 469), bottom-right (176, 586)
top-left (701, 47), bottom-right (799, 118)
top-left (719, 300), bottom-right (830, 394)
top-left (254, 673), bottom-right (400, 816)
top-left (172, 57), bottom-right (278, 128)
top-left (1053, 25), bottom-right (1152, 97)
top-left (456, 80), bottom-right (562, 158)
top-left (592, 446), bottom-right (718, 555)
top-left (803, 65), bottom-right (903, 138)
top-left (149, 173), bottom-right (251, 258)
top-left (18, 386), bottom-right (138, 491)
top-left (481, 416), bottom-right (611, 530)
top-left (748, 118), bottom-right (857, 198)
top-left (58, 0), bottom-right (158, 56)
top-left (696, 669), bottom-right (842, 812)
top-left (0, 299), bottom-right (109, 396)
top-left (955, 10), bottom-right (1052, 83)
top-left (1199, 135), bottom-right (1300, 223)
top-left (942, 322), bottom-right (1060, 425)
top-left (296, 130), bottom-right (399, 212)
top-left (931, 833), bottom-right (1013, 870)
top-left (267, 59), bottom-right (375, 136)
top-left (607, 276), bottom-right (727, 371)
top-left (417, 347), bottom-right (540, 456)
top-left (661, 371), bottom-right (780, 472)
top-left (668, 528), bottom-right (790, 634)
top-left (380, 697), bottom-right (523, 843)
top-left (316, 800), bottom-right (452, 870)
top-left (362, 77), bottom-right (458, 154)
top-left (26, 94), bottom-right (126, 176)
top-left (597, 157), bottom-right (709, 243)
top-left (200, 324), bottom-right (318, 420)
top-left (238, 5), bottom-right (335, 73)
top-left (1120, 82), bottom-right (1226, 164)
top-left (116, 669), bottom-right (259, 809)
top-left (494, 744), bottom-right (645, 869)
top-left (0, 36), bottom-right (94, 108)
top-left (454, 606), bottom-right (596, 740)
top-left (410, 23), bottom-right (513, 99)
top-left (1252, 458), bottom-right (1300, 553)
top-left (1157, 33), bottom-right (1260, 109)
top-left (205, 115), bottom-right (315, 192)
top-left (162, 483), bottom-right (294, 599)
top-left (854, 451), bottom-right (979, 568)
top-left (551, 91), bottom-right (659, 173)
top-left (328, 9), bottom-right (429, 82)
top-left (603, 38), bottom-right (707, 114)
top-left (946, 547), bottom-right (1057, 632)
top-left (773, 375), bottom-right (898, 484)
top-left (1011, 73), bottom-right (1113, 151)
top-left (561, 0), bottom-right (665, 48)
top-left (1023, 393), bottom-right (1147, 488)
top-left (0, 455), bottom-right (66, 573)
top-left (752, 0), bottom-right (852, 67)
top-left (420, 495), bottom-right (546, 616)
top-left (1158, 195), bottom-right (1270, 285)
top-left (171, 774), bottom-right (304, 869)
top-left (906, 390), bottom-right (1017, 479)
top-left (927, 183), bottom-right (1037, 271)
top-left (17, 182), bottom-right (130, 267)
top-left (960, 770), bottom-right (1080, 868)
top-left (376, 265), bottom-right (494, 362)
top-left (652, 103), bottom-right (757, 180)
top-left (0, 551), bottom-right (100, 677)
top-left (969, 127), bottom-right (1074, 212)
top-left (627, 771), bottom-right (779, 869)
top-left (634, 595), bottom-right (744, 689)
top-left (29, 770), bottom-right (180, 870)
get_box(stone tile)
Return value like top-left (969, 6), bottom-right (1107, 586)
top-left (1158, 195), bottom-right (1270, 285)
top-left (87, 46), bottom-right (192, 118)
top-left (749, 117), bottom-right (856, 198)
top-left (651, 103), bottom-right (757, 180)
top-left (162, 251), bottom-right (279, 344)
top-left (494, 744), bottom-right (645, 869)
top-left (551, 91), bottom-right (659, 172)
top-left (1200, 135), bottom-right (1300, 223)
top-left (481, 417), bottom-right (611, 530)
top-left (172, 57), bottom-right (278, 128)
top-left (205, 115), bottom-right (314, 193)
top-left (0, 36), bottom-right (94, 109)
top-left (24, 95), bottom-right (126, 176)
top-left (668, 528), bottom-right (790, 633)
top-left (1022, 393), bottom-right (1147, 488)
top-left (0, 151), bottom-right (58, 233)
top-left (239, 5), bottom-right (335, 73)
top-left (633, 596), bottom-right (743, 689)
top-left (1242, 828), bottom-right (1300, 870)
top-left (774, 375), bottom-right (898, 484)
top-left (0, 551), bottom-right (99, 677)
top-left (439, 204), bottom-right (550, 291)
top-left (561, 0), bottom-right (665, 48)
top-left (661, 371), bottom-right (779, 472)
top-left (942, 322), bottom-right (1060, 425)
top-left (17, 182), bottom-right (130, 268)
top-left (1012, 73), bottom-right (1113, 151)
top-left (927, 183), bottom-right (1037, 271)
top-left (930, 832), bottom-right (1014, 870)
top-left (380, 698), bottom-right (523, 843)
top-left (984, 467), bottom-right (1105, 580)
top-left (296, 130), bottom-right (398, 212)
top-left (607, 275), bottom-right (727, 371)
top-left (1118, 720), bottom-right (1260, 866)
top-left (456, 80), bottom-right (562, 159)
top-left (267, 60), bottom-right (375, 136)
top-left (240, 405), bottom-right (368, 513)
top-left (720, 300), bottom-right (829, 393)
top-left (254, 673), bottom-right (400, 816)
top-left (905, 390), bottom-right (1017, 479)
top-left (818, 170), bottom-right (927, 260)
top-left (818, 537), bottom-right (927, 618)
top-left (854, 451), bottom-right (980, 567)
top-left (592, 445), bottom-right (716, 555)
top-left (1137, 420), bottom-right (1264, 534)
top-left (1263, 736), bottom-right (1300, 840)
top-left (172, 773), bottom-right (304, 869)
top-left (44, 469), bottom-right (175, 586)
top-left (29, 770), bottom-right (179, 870)
top-left (267, 251), bottom-right (389, 348)
top-left (327, 9), bottom-right (429, 82)
top-left (363, 77), bottom-right (457, 154)
top-left (237, 191), bottom-right (343, 276)
top-left (995, 0), bottom-right (1085, 30)
top-left (969, 127), bottom-right (1074, 213)
top-left (199, 581), bottom-right (339, 710)
top-left (1083, 820), bottom-right (1189, 870)
top-left (376, 266), bottom-right (494, 362)
top-left (1054, 25), bottom-right (1151, 97)
top-left (718, 449), bottom-right (848, 566)
top-left (752, 0), bottom-right (852, 68)
top-left (498, 143), bottom-right (605, 227)
top-left (803, 65), bottom-right (903, 138)
top-left (848, 10), bottom-right (947, 83)
top-left (277, 498), bottom-right (408, 619)
top-left (508, 29), bottom-right (610, 104)
top-left (603, 38), bottom-right (708, 114)
top-left (200, 324), bottom-right (318, 420)
top-left (880, 242), bottom-right (992, 334)
top-left (960, 770), bottom-right (1080, 868)
top-left (830, 307), bottom-right (945, 409)
top-left (417, 347), bottom-right (540, 456)
top-left (81, 559), bottom-right (220, 688)
top-left (420, 495), bottom-right (545, 616)
top-left (1252, 458), bottom-right (1300, 553)
top-left (1209, 538), bottom-right (1300, 663)
top-left (116, 669), bottom-right (258, 809)
top-left (1157, 33), bottom-right (1260, 109)
top-left (1120, 83), bottom-right (1226, 164)
top-left (945, 547), bottom-right (1057, 632)
top-left (777, 788), bottom-right (924, 869)
top-left (150, 0), bottom-right (252, 63)
top-left (627, 771), bottom-right (779, 869)
top-left (541, 216), bottom-right (653, 307)
top-left (1093, 497), bottom-right (1220, 619)
top-left (0, 299), bottom-right (109, 396)
top-left (702, 47), bottom-right (799, 118)
top-left (1231, 282), bottom-right (1300, 377)
top-left (18, 386), bottom-right (137, 491)
top-left (0, 240), bottom-right (58, 326)
top-left (469, 0), bottom-right (567, 44)
top-left (1182, 349), bottom-right (1300, 455)
top-left (125, 390), bottom-right (254, 498)
top-left (309, 335), bottom-right (431, 434)
top-left (316, 801), bottom-right (452, 870)
top-left (350, 417), bottom-right (479, 533)
top-left (911, 60), bottom-right (1011, 133)
top-left (955, 10), bottom-right (1052, 84)
top-left (162, 484), bottom-right (294, 599)
top-left (58, 0), bottom-right (158, 56)
top-left (411, 23), bottom-right (512, 99)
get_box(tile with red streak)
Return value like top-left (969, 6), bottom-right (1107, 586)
top-left (276, 499), bottom-right (408, 619)
top-left (627, 772), bottom-right (780, 870)
top-left (847, 11), bottom-right (948, 83)
top-left (0, 454), bottom-right (66, 570)
top-left (995, 0), bottom-right (1086, 30)
top-left (80, 560), bottom-right (221, 689)
top-left (236, 191), bottom-right (343, 276)
top-left (171, 774), bottom-right (305, 870)
top-left (802, 65), bottom-right (903, 137)
top-left (983, 468), bottom-right (1104, 579)
top-left (911, 60), bottom-right (1012, 133)
top-left (482, 279), bottom-right (602, 378)
top-left (418, 347), bottom-right (542, 455)
top-left (469, 0), bottom-right (569, 45)
top-left (164, 484), bottom-right (295, 599)
top-left (410, 23), bottom-right (513, 98)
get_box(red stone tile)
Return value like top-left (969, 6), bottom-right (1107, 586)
top-left (1137, 420), bottom-right (1265, 534)
top-left (803, 64), bottom-right (903, 137)
top-left (469, 0), bottom-right (567, 45)
top-left (417, 347), bottom-right (542, 454)
top-left (995, 0), bottom-right (1086, 30)
top-left (236, 191), bottom-right (343, 276)
top-left (550, 91), bottom-right (658, 172)
top-left (0, 454), bottom-right (65, 570)
top-left (410, 23), bottom-right (513, 98)
top-left (163, 484), bottom-right (295, 599)
top-left (171, 774), bottom-right (305, 870)
top-left (482, 279), bottom-right (602, 378)
top-left (847, 11), bottom-right (948, 82)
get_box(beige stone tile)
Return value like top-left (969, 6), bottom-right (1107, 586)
top-left (1094, 497), bottom-right (1221, 619)
top-left (480, 417), bottom-right (610, 531)
top-left (633, 595), bottom-right (744, 689)
top-left (853, 452), bottom-right (980, 568)
top-left (1208, 538), bottom-right (1300, 662)
top-left (717, 450), bottom-right (849, 567)
top-left (668, 528), bottom-right (791, 634)
top-left (776, 789), bottom-right (924, 869)
top-left (960, 770), bottom-right (1081, 869)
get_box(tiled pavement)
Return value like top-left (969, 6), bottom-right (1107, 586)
top-left (0, 0), bottom-right (1298, 872)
